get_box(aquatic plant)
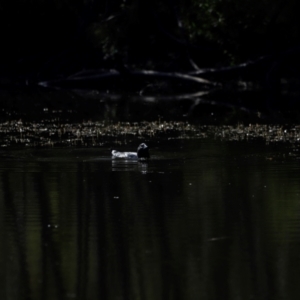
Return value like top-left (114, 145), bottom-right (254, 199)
top-left (0, 120), bottom-right (300, 148)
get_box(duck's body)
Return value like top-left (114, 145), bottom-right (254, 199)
top-left (111, 143), bottom-right (150, 160)
top-left (111, 150), bottom-right (138, 159)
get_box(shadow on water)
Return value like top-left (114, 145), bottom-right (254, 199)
top-left (1, 83), bottom-right (300, 123)
top-left (1, 139), bottom-right (300, 299)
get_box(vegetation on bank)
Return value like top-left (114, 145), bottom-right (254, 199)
top-left (1, 0), bottom-right (299, 77)
top-left (1, 0), bottom-right (299, 118)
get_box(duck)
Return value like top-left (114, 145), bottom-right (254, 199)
top-left (111, 143), bottom-right (150, 160)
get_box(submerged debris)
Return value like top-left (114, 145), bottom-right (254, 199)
top-left (0, 120), bottom-right (300, 148)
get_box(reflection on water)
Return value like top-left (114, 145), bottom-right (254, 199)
top-left (111, 159), bottom-right (149, 173)
top-left (1, 139), bottom-right (300, 300)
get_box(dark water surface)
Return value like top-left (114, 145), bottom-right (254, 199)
top-left (1, 139), bottom-right (300, 300)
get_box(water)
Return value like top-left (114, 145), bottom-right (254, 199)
top-left (1, 139), bottom-right (300, 300)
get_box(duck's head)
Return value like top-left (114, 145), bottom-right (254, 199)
top-left (137, 143), bottom-right (150, 159)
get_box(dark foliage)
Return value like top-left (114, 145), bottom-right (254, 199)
top-left (0, 0), bottom-right (299, 77)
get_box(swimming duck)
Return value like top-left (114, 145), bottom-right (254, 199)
top-left (111, 143), bottom-right (150, 160)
